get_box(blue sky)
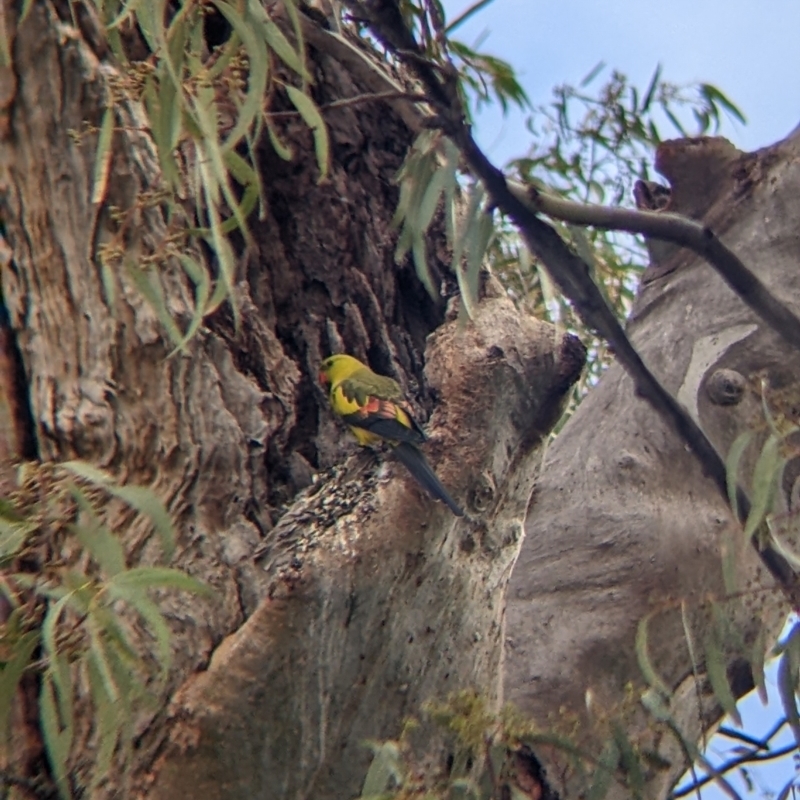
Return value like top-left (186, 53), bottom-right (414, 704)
top-left (441, 0), bottom-right (800, 166)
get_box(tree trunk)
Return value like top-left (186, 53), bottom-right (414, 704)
top-left (505, 134), bottom-right (799, 798)
top-left (6, 1), bottom-right (796, 797)
top-left (0, 3), bottom-right (581, 797)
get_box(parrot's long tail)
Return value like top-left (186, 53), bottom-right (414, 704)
top-left (392, 442), bottom-right (464, 517)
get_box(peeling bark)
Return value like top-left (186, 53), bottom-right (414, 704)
top-left (150, 297), bottom-right (581, 799)
top-left (0, 3), bottom-right (581, 798)
top-left (4, 0), bottom-right (795, 796)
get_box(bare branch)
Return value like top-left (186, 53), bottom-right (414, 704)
top-left (510, 182), bottom-right (800, 354)
top-left (695, 753), bottom-right (744, 800)
top-left (673, 741), bottom-right (798, 799)
top-left (718, 717), bottom-right (787, 750)
top-left (346, 0), bottom-right (800, 601)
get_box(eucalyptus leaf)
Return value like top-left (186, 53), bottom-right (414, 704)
top-left (106, 582), bottom-right (174, 682)
top-left (91, 108), bottom-right (115, 207)
top-left (211, 0), bottom-right (269, 152)
top-left (0, 516), bottom-right (36, 559)
top-left (250, 0), bottom-right (311, 83)
top-left (743, 433), bottom-right (781, 542)
top-left (613, 725), bottom-right (645, 800)
top-left (411, 233), bottom-right (435, 298)
top-left (587, 737), bottom-right (619, 800)
top-left (777, 646), bottom-right (800, 745)
top-left (0, 629), bottom-right (38, 742)
top-left (87, 656), bottom-right (122, 791)
top-left (361, 741), bottom-right (402, 797)
top-left (108, 566), bottom-right (212, 596)
top-left (125, 260), bottom-right (185, 346)
top-left (286, 86), bottom-right (330, 183)
top-left (266, 116), bottom-right (294, 161)
top-left (87, 615), bottom-right (120, 703)
top-left (704, 632), bottom-right (742, 727)
top-left (725, 430), bottom-right (751, 523)
top-left (105, 484), bottom-right (174, 561)
top-left (750, 624), bottom-right (768, 705)
top-left (40, 672), bottom-right (73, 800)
top-left (168, 253), bottom-right (211, 356)
top-left (42, 594), bottom-right (76, 740)
top-left (635, 613), bottom-right (671, 698)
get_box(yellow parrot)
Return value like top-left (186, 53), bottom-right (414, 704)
top-left (319, 354), bottom-right (464, 516)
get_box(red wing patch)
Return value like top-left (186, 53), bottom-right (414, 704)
top-left (343, 397), bottom-right (426, 445)
top-left (357, 397), bottom-right (401, 421)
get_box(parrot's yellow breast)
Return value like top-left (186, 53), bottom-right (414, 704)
top-left (329, 384), bottom-right (362, 416)
top-left (329, 384), bottom-right (379, 446)
top-left (329, 382), bottom-right (413, 447)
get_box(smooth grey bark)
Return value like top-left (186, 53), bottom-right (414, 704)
top-left (504, 134), bottom-right (799, 798)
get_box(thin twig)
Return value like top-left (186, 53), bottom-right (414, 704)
top-left (265, 90), bottom-right (429, 119)
top-left (718, 716), bottom-right (787, 750)
top-left (672, 742), bottom-right (799, 798)
top-left (444, 0), bottom-right (496, 35)
top-left (681, 600), bottom-right (708, 752)
top-left (694, 753), bottom-right (744, 800)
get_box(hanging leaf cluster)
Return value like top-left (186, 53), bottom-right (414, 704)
top-left (0, 462), bottom-right (211, 798)
top-left (74, 0), bottom-right (331, 345)
top-left (355, 689), bottom-right (659, 800)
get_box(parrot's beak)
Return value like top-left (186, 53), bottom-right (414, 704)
top-left (318, 371), bottom-right (329, 386)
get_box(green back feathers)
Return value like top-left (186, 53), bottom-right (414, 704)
top-left (341, 367), bottom-right (403, 406)
top-left (320, 354), bottom-right (403, 405)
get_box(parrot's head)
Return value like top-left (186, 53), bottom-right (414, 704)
top-left (319, 353), bottom-right (363, 387)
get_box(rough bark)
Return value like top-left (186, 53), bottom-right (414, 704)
top-left (149, 293), bottom-right (583, 799)
top-left (504, 135), bottom-right (799, 798)
top-left (0, 2), bottom-right (582, 798)
top-left (5, 0), bottom-right (797, 796)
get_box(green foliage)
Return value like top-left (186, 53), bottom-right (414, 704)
top-left (360, 740), bottom-right (403, 798)
top-left (775, 623), bottom-right (800, 744)
top-left (635, 611), bottom-right (671, 698)
top-left (376, 2), bottom-right (746, 357)
top-left (373, 0), bottom-right (529, 116)
top-left (356, 689), bottom-right (667, 800)
top-left (12, 0), bottom-right (793, 792)
top-left (358, 596), bottom-right (796, 800)
top-left (0, 462), bottom-right (211, 798)
top-left (627, 377), bottom-right (800, 797)
top-left (392, 129), bottom-right (499, 313)
top-left (73, 0), bottom-right (749, 389)
top-left (83, 0), bottom-right (330, 345)
top-left (726, 381), bottom-right (800, 571)
top-left (704, 624), bottom-right (742, 728)
top-left (362, 366), bottom-right (799, 799)
top-left (497, 64), bottom-right (744, 389)
top-left (393, 131), bottom-right (460, 297)
top-left (389, 35), bottom-right (797, 793)
top-left (389, 54), bottom-right (744, 400)
top-left (448, 39), bottom-right (530, 115)
top-left (513, 63), bottom-right (743, 203)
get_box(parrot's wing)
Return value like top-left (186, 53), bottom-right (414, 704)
top-left (342, 397), bottom-right (426, 445)
top-left (340, 368), bottom-right (404, 406)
